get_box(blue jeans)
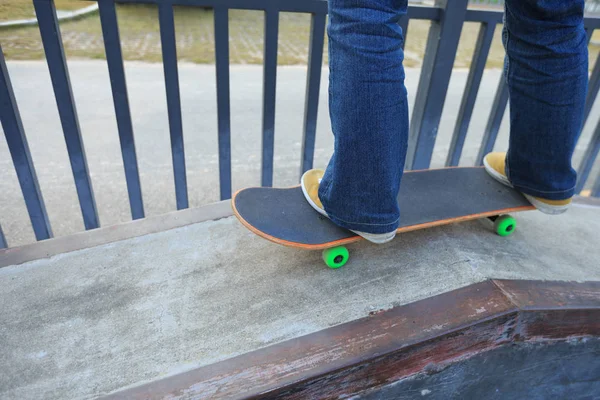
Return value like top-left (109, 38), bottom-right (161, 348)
top-left (319, 0), bottom-right (588, 234)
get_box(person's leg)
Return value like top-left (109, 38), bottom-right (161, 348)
top-left (315, 0), bottom-right (409, 237)
top-left (486, 0), bottom-right (587, 212)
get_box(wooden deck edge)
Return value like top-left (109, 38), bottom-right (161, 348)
top-left (102, 279), bottom-right (600, 400)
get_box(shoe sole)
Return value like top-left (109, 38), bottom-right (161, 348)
top-left (523, 194), bottom-right (570, 215)
top-left (483, 157), bottom-right (569, 215)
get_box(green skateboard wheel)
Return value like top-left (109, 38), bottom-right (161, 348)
top-left (322, 246), bottom-right (349, 269)
top-left (494, 214), bottom-right (516, 237)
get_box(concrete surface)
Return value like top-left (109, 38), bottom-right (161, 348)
top-left (2, 61), bottom-right (599, 247)
top-left (1, 201), bottom-right (600, 399)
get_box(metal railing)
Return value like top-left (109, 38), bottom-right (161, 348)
top-left (1, 0), bottom-right (600, 250)
top-left (469, 0), bottom-right (600, 14)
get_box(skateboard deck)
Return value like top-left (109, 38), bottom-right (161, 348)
top-left (232, 167), bottom-right (534, 267)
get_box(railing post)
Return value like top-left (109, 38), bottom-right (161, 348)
top-left (0, 224), bottom-right (6, 249)
top-left (406, 0), bottom-right (469, 170)
top-left (261, 6), bottom-right (279, 187)
top-left (575, 121), bottom-right (600, 194)
top-left (446, 21), bottom-right (496, 166)
top-left (0, 45), bottom-right (53, 242)
top-left (33, 0), bottom-right (100, 230)
top-left (583, 55), bottom-right (600, 126)
top-left (98, 0), bottom-right (146, 219)
top-left (398, 15), bottom-right (409, 50)
top-left (214, 6), bottom-right (232, 200)
top-left (300, 12), bottom-right (326, 175)
top-left (476, 75), bottom-right (509, 165)
top-left (593, 173), bottom-right (600, 198)
top-left (158, 1), bottom-right (189, 209)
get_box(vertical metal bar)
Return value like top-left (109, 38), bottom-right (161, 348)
top-left (446, 22), bottom-right (496, 166)
top-left (158, 2), bottom-right (189, 209)
top-left (585, 27), bottom-right (594, 44)
top-left (0, 46), bottom-right (53, 241)
top-left (398, 15), bottom-right (408, 50)
top-left (475, 75), bottom-right (509, 165)
top-left (33, 0), bottom-right (99, 230)
top-left (583, 55), bottom-right (600, 125)
top-left (214, 7), bottom-right (232, 200)
top-left (261, 8), bottom-right (279, 187)
top-left (575, 121), bottom-right (600, 194)
top-left (592, 172), bottom-right (600, 198)
top-left (300, 12), bottom-right (326, 175)
top-left (406, 0), bottom-right (470, 170)
top-left (98, 0), bottom-right (145, 219)
top-left (0, 224), bottom-right (6, 249)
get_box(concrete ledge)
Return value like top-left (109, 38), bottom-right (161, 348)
top-left (105, 279), bottom-right (600, 400)
top-left (0, 4), bottom-right (99, 29)
top-left (0, 200), bottom-right (232, 268)
top-left (1, 195), bottom-right (597, 268)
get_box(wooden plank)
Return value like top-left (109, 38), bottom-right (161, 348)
top-left (494, 280), bottom-right (600, 340)
top-left (493, 279), bottom-right (600, 310)
top-left (105, 281), bottom-right (516, 399)
top-left (518, 310), bottom-right (600, 341)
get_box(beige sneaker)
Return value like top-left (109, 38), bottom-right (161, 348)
top-left (483, 152), bottom-right (571, 215)
top-left (300, 169), bottom-right (396, 244)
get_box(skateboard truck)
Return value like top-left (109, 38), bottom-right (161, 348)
top-left (321, 214), bottom-right (517, 269)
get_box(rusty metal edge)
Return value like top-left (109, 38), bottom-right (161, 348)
top-left (0, 200), bottom-right (232, 268)
top-left (101, 279), bottom-right (600, 400)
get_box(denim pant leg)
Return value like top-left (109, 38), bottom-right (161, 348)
top-left (319, 0), bottom-right (409, 234)
top-left (504, 0), bottom-right (588, 200)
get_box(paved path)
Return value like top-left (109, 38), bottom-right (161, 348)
top-left (1, 61), bottom-right (598, 246)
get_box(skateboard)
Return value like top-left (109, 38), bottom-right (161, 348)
top-left (232, 167), bottom-right (535, 268)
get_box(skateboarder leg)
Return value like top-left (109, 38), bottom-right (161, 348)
top-left (483, 0), bottom-right (587, 214)
top-left (302, 0), bottom-right (587, 243)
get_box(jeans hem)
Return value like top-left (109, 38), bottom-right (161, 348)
top-left (324, 208), bottom-right (400, 234)
top-left (506, 155), bottom-right (575, 200)
top-left (511, 183), bottom-right (575, 201)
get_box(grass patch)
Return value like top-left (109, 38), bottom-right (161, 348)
top-left (0, 0), bottom-right (90, 22)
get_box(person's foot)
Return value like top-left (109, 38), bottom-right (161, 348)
top-left (301, 169), bottom-right (396, 244)
top-left (483, 152), bottom-right (571, 215)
